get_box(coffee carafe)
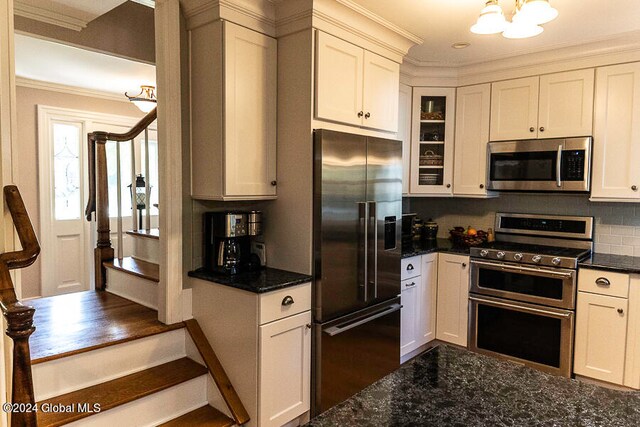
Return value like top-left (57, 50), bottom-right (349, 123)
top-left (204, 212), bottom-right (250, 275)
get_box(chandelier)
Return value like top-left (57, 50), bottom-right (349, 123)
top-left (125, 85), bottom-right (157, 113)
top-left (470, 0), bottom-right (558, 39)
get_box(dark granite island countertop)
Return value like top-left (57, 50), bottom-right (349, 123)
top-left (402, 238), bottom-right (470, 259)
top-left (188, 267), bottom-right (312, 293)
top-left (306, 345), bottom-right (640, 427)
top-left (579, 253), bottom-right (640, 274)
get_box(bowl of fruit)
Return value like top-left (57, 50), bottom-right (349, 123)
top-left (449, 226), bottom-right (488, 247)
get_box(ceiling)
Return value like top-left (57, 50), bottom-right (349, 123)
top-left (14, 34), bottom-right (156, 96)
top-left (351, 0), bottom-right (640, 66)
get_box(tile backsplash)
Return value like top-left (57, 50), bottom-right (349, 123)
top-left (408, 193), bottom-right (640, 257)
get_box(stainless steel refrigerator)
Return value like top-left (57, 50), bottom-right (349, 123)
top-left (312, 129), bottom-right (402, 415)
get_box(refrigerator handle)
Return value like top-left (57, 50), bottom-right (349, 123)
top-left (323, 303), bottom-right (402, 337)
top-left (368, 201), bottom-right (378, 299)
top-left (358, 202), bottom-right (368, 302)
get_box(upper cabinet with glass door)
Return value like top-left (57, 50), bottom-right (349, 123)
top-left (409, 87), bottom-right (455, 196)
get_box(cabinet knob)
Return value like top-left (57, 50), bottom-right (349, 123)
top-left (271, 180), bottom-right (277, 186)
top-left (282, 296), bottom-right (294, 306)
top-left (529, 127), bottom-right (535, 132)
top-left (357, 111), bottom-right (364, 118)
top-left (633, 185), bottom-right (638, 191)
top-left (539, 126), bottom-right (545, 132)
top-left (306, 323), bottom-right (312, 329)
top-left (618, 308), bottom-right (624, 314)
top-left (462, 263), bottom-right (467, 268)
top-left (446, 184), bottom-right (451, 188)
top-left (364, 112), bottom-right (371, 119)
top-left (479, 184), bottom-right (485, 189)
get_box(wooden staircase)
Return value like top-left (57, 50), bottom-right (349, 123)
top-left (29, 292), bottom-right (245, 426)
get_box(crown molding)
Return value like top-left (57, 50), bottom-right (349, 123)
top-left (16, 77), bottom-right (129, 103)
top-left (13, 1), bottom-right (87, 31)
top-left (182, 0), bottom-right (276, 34)
top-left (402, 30), bottom-right (640, 87)
top-left (131, 0), bottom-right (156, 8)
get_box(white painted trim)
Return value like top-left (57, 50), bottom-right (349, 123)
top-left (155, 0), bottom-right (184, 324)
top-left (16, 77), bottom-right (130, 103)
top-left (13, 1), bottom-right (87, 31)
top-left (0, 0), bottom-right (14, 422)
top-left (131, 0), bottom-right (156, 8)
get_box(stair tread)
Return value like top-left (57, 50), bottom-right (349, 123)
top-left (126, 228), bottom-right (160, 240)
top-left (30, 291), bottom-right (184, 364)
top-left (104, 256), bottom-right (160, 282)
top-left (159, 405), bottom-right (235, 427)
top-left (37, 357), bottom-right (208, 427)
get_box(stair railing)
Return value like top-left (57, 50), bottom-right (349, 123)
top-left (85, 108), bottom-right (157, 290)
top-left (0, 185), bottom-right (41, 427)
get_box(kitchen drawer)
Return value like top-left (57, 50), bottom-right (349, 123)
top-left (578, 268), bottom-right (629, 298)
top-left (259, 282), bottom-right (311, 325)
top-left (402, 256), bottom-right (422, 280)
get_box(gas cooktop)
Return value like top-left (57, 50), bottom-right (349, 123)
top-left (470, 242), bottom-right (590, 269)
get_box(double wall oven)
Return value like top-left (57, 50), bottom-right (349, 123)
top-left (469, 213), bottom-right (593, 377)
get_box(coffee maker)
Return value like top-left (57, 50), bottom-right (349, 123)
top-left (204, 211), bottom-right (264, 274)
top-left (204, 212), bottom-right (251, 275)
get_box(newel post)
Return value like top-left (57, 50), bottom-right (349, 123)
top-left (93, 133), bottom-right (113, 291)
top-left (3, 301), bottom-right (36, 427)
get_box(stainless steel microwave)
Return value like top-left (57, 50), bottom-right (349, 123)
top-left (487, 137), bottom-right (592, 192)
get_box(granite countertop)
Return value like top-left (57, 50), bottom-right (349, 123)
top-left (306, 345), bottom-right (640, 427)
top-left (402, 238), bottom-right (470, 259)
top-left (188, 267), bottom-right (312, 294)
top-left (579, 253), bottom-right (640, 274)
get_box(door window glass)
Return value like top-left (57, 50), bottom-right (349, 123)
top-left (53, 122), bottom-right (81, 220)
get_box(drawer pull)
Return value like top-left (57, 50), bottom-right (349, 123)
top-left (595, 277), bottom-right (611, 287)
top-left (406, 264), bottom-right (414, 271)
top-left (405, 282), bottom-right (416, 288)
top-left (281, 296), bottom-right (295, 306)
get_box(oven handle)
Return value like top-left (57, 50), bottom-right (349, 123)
top-left (469, 295), bottom-right (572, 319)
top-left (556, 144), bottom-right (562, 188)
top-left (471, 260), bottom-right (574, 278)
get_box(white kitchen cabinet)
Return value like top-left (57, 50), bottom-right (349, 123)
top-left (453, 84), bottom-right (493, 197)
top-left (574, 292), bottom-right (628, 384)
top-left (400, 253), bottom-right (438, 359)
top-left (400, 277), bottom-right (419, 355)
top-left (591, 62), bottom-right (640, 201)
top-left (398, 84), bottom-right (412, 195)
top-left (409, 87), bottom-right (455, 196)
top-left (418, 253), bottom-right (438, 345)
top-left (315, 31), bottom-right (399, 132)
top-left (490, 70), bottom-right (594, 141)
top-left (190, 20), bottom-right (277, 200)
top-left (259, 311), bottom-right (311, 427)
top-left (191, 280), bottom-right (312, 427)
top-left (538, 69), bottom-right (594, 138)
top-left (490, 76), bottom-right (539, 141)
top-left (436, 253), bottom-right (469, 347)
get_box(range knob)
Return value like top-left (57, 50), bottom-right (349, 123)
top-left (532, 255), bottom-right (542, 263)
top-left (496, 251), bottom-right (506, 259)
top-left (552, 257), bottom-right (562, 266)
top-left (513, 253), bottom-right (524, 261)
top-left (479, 249), bottom-right (489, 257)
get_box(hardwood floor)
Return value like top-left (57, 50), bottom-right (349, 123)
top-left (159, 405), bottom-right (235, 427)
top-left (28, 291), bottom-right (183, 364)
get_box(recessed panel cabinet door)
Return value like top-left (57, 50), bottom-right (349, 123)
top-left (398, 84), bottom-right (412, 195)
top-left (259, 311), bottom-right (311, 427)
top-left (574, 292), bottom-right (628, 384)
top-left (362, 50), bottom-right (399, 132)
top-left (591, 63), bottom-right (640, 200)
top-left (436, 254), bottom-right (469, 347)
top-left (401, 278), bottom-right (419, 356)
top-left (454, 84), bottom-right (491, 197)
top-left (418, 253), bottom-right (438, 345)
top-left (224, 22), bottom-right (277, 198)
top-left (315, 31), bottom-right (364, 127)
top-left (490, 76), bottom-right (539, 141)
top-left (538, 69), bottom-right (594, 138)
